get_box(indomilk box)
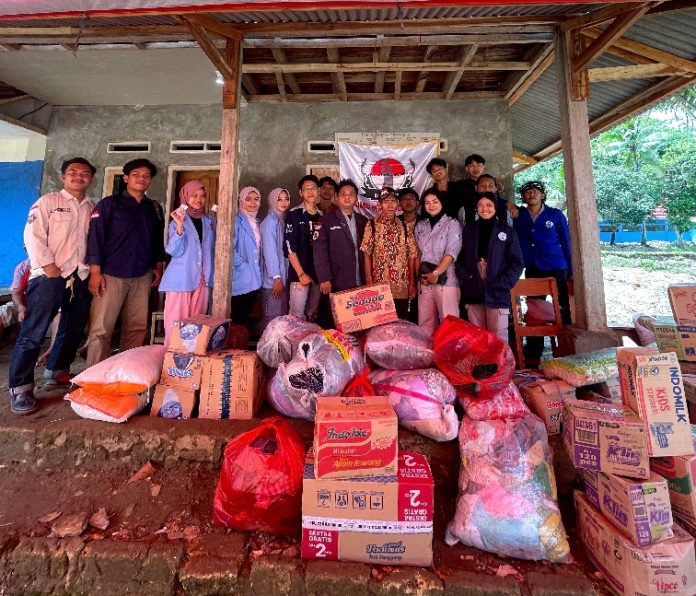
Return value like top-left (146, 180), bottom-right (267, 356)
top-left (582, 470), bottom-right (673, 546)
top-left (313, 396), bottom-right (398, 479)
top-left (169, 315), bottom-right (231, 356)
top-left (575, 492), bottom-right (696, 596)
top-left (198, 350), bottom-right (263, 420)
top-left (617, 348), bottom-right (693, 457)
top-left (329, 283), bottom-right (398, 334)
top-left (302, 451), bottom-right (434, 566)
top-left (563, 398), bottom-right (649, 479)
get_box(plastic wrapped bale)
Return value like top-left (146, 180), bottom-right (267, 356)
top-left (541, 347), bottom-right (618, 387)
top-left (458, 382), bottom-right (530, 421)
top-left (276, 330), bottom-right (365, 415)
top-left (257, 315), bottom-right (321, 368)
top-left (267, 368), bottom-right (314, 420)
top-left (446, 414), bottom-right (571, 563)
top-left (365, 320), bottom-right (434, 370)
top-left (433, 316), bottom-right (516, 400)
top-left (369, 368), bottom-right (458, 441)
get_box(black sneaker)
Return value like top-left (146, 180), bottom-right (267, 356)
top-left (11, 391), bottom-right (38, 415)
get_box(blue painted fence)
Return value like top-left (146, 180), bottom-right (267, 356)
top-left (599, 220), bottom-right (696, 243)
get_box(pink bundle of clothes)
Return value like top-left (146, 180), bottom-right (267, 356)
top-left (458, 382), bottom-right (529, 421)
top-left (364, 320), bottom-right (434, 370)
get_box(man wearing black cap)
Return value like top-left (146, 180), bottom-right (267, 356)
top-left (422, 157), bottom-right (464, 220)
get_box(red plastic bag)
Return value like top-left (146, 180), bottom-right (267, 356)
top-left (212, 417), bottom-right (306, 536)
top-left (458, 382), bottom-right (530, 421)
top-left (341, 366), bottom-right (376, 397)
top-left (433, 316), bottom-right (516, 400)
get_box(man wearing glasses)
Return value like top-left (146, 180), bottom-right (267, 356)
top-left (85, 158), bottom-right (165, 365)
top-left (284, 175), bottom-right (323, 321)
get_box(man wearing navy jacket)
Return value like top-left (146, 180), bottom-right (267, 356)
top-left (513, 180), bottom-right (573, 363)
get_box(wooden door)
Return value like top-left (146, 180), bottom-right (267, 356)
top-left (175, 170), bottom-right (220, 213)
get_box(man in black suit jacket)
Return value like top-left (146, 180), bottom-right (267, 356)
top-left (313, 179), bottom-right (368, 328)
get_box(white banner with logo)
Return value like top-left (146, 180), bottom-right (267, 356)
top-left (337, 141), bottom-right (437, 218)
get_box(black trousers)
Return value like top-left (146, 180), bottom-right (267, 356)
top-left (231, 290), bottom-right (258, 326)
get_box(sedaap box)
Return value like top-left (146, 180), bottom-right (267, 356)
top-left (582, 469), bottom-right (673, 546)
top-left (650, 425), bottom-right (696, 525)
top-left (313, 396), bottom-right (398, 479)
top-left (575, 492), bottom-right (696, 596)
top-left (169, 315), bottom-right (231, 356)
top-left (159, 351), bottom-right (204, 391)
top-left (198, 350), bottom-right (263, 420)
top-left (150, 384), bottom-right (197, 419)
top-left (302, 451), bottom-right (434, 566)
top-left (329, 283), bottom-right (398, 334)
top-left (668, 284), bottom-right (696, 327)
top-left (563, 398), bottom-right (649, 479)
top-left (517, 375), bottom-right (575, 435)
top-left (617, 348), bottom-right (693, 457)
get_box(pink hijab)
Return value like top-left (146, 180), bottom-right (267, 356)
top-left (267, 187), bottom-right (290, 220)
top-left (239, 186), bottom-right (261, 247)
top-left (178, 180), bottom-right (206, 218)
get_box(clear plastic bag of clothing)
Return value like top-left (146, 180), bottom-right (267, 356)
top-left (369, 368), bottom-right (458, 442)
top-left (256, 315), bottom-right (321, 368)
top-left (446, 414), bottom-right (571, 563)
top-left (365, 320), bottom-right (434, 370)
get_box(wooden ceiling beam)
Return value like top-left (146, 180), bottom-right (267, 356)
top-left (243, 60), bottom-right (530, 74)
top-left (374, 46), bottom-right (390, 94)
top-left (274, 71), bottom-right (287, 102)
top-left (327, 48), bottom-right (347, 101)
top-left (561, 2), bottom-right (652, 32)
top-left (241, 74), bottom-right (258, 95)
top-left (588, 63), bottom-right (684, 83)
top-left (647, 0), bottom-right (696, 16)
top-left (394, 70), bottom-right (402, 100)
top-left (501, 43), bottom-right (553, 100)
top-left (185, 19), bottom-right (234, 81)
top-left (573, 4), bottom-right (651, 72)
top-left (584, 27), bottom-right (696, 73)
top-left (414, 45), bottom-right (438, 93)
top-left (245, 90), bottom-right (501, 103)
top-left (0, 43), bottom-right (22, 51)
top-left (271, 48), bottom-right (301, 95)
top-left (513, 151), bottom-right (538, 165)
top-left (183, 14), bottom-right (243, 40)
top-left (508, 50), bottom-right (555, 105)
top-left (442, 44), bottom-right (479, 100)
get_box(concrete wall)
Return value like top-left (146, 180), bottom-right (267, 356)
top-left (42, 100), bottom-right (513, 212)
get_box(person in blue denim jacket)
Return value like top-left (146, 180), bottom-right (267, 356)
top-left (160, 180), bottom-right (215, 348)
top-left (260, 187), bottom-right (291, 331)
top-left (231, 186), bottom-right (263, 325)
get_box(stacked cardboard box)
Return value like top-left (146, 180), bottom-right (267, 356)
top-left (302, 396), bottom-right (434, 566)
top-left (512, 369), bottom-right (575, 435)
top-left (151, 315), bottom-right (264, 420)
top-left (649, 285), bottom-right (696, 363)
top-left (329, 283), bottom-right (398, 334)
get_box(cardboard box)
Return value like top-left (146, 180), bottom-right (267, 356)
top-left (575, 492), bottom-right (696, 596)
top-left (582, 470), bottom-right (673, 546)
top-left (563, 398), bottom-right (649, 479)
top-left (652, 317), bottom-right (696, 362)
top-left (313, 396), bottom-right (398, 479)
top-left (668, 283), bottom-right (696, 327)
top-left (302, 451), bottom-right (433, 566)
top-left (329, 283), bottom-right (398, 333)
top-left (650, 425), bottom-right (696, 525)
top-left (592, 376), bottom-right (622, 402)
top-left (169, 315), bottom-right (231, 356)
top-left (198, 350), bottom-right (263, 420)
top-left (150, 384), bottom-right (197, 419)
top-left (159, 351), bottom-right (204, 390)
top-left (617, 348), bottom-right (693, 457)
top-left (518, 376), bottom-right (575, 435)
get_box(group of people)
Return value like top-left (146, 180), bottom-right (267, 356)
top-left (7, 153), bottom-right (572, 417)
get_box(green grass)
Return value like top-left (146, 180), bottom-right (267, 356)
top-left (601, 241), bottom-right (696, 272)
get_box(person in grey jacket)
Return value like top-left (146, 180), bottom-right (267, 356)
top-left (260, 187), bottom-right (291, 331)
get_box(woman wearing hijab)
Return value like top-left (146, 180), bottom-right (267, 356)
top-left (231, 186), bottom-right (263, 325)
top-left (260, 187), bottom-right (291, 330)
top-left (414, 189), bottom-right (462, 335)
top-left (160, 180), bottom-right (215, 348)
top-left (456, 192), bottom-right (524, 343)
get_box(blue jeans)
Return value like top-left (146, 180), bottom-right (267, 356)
top-left (9, 272), bottom-right (91, 393)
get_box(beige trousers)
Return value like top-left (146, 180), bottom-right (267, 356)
top-left (418, 284), bottom-right (460, 336)
top-left (86, 272), bottom-right (153, 366)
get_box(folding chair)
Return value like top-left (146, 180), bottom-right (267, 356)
top-left (510, 277), bottom-right (563, 368)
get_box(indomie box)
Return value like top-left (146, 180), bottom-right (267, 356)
top-left (198, 350), bottom-right (263, 420)
top-left (329, 283), bottom-right (398, 334)
top-left (160, 351), bottom-right (204, 390)
top-left (302, 451), bottom-right (434, 566)
top-left (313, 396), bottom-right (398, 479)
top-left (582, 470), bottom-right (673, 546)
top-left (575, 492), bottom-right (696, 596)
top-left (563, 398), bottom-right (649, 479)
top-left (150, 384), bottom-right (197, 419)
top-left (651, 425), bottom-right (696, 525)
top-left (668, 283), bottom-right (696, 327)
top-left (617, 348), bottom-right (693, 457)
top-left (169, 315), bottom-right (231, 356)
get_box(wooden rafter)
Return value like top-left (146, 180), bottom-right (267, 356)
top-left (442, 44), bottom-right (479, 99)
top-left (183, 14), bottom-right (243, 41)
top-left (185, 19), bottom-right (233, 81)
top-left (1, 43), bottom-right (22, 51)
top-left (588, 63), bottom-right (683, 83)
top-left (327, 47), bottom-right (347, 101)
top-left (374, 46), bottom-right (390, 94)
top-left (271, 48), bottom-right (301, 95)
top-left (508, 50), bottom-right (555, 105)
top-left (414, 46), bottom-right (438, 93)
top-left (561, 2), bottom-right (651, 32)
top-left (512, 151), bottom-right (538, 165)
top-left (502, 43), bottom-right (553, 101)
top-left (572, 4), bottom-right (651, 72)
top-left (394, 70), bottom-right (402, 100)
top-left (274, 71), bottom-right (287, 102)
top-left (241, 74), bottom-right (258, 95)
top-left (134, 42), bottom-right (147, 50)
top-left (245, 91), bottom-right (500, 103)
top-left (242, 60), bottom-right (530, 75)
